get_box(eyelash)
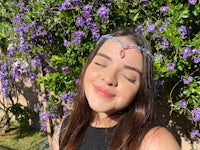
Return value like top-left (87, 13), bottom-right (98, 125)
top-left (94, 62), bottom-right (136, 84)
top-left (123, 75), bottom-right (136, 84)
top-left (94, 62), bottom-right (106, 67)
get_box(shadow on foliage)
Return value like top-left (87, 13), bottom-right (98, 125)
top-left (155, 90), bottom-right (196, 147)
top-left (10, 78), bottom-right (40, 130)
top-left (15, 125), bottom-right (41, 139)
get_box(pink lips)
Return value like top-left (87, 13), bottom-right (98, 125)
top-left (94, 86), bottom-right (114, 98)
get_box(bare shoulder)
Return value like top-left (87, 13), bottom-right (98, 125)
top-left (140, 126), bottom-right (181, 150)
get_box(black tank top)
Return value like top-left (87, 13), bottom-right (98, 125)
top-left (78, 125), bottom-right (116, 150)
top-left (59, 117), bottom-right (164, 150)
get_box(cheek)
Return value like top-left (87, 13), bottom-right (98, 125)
top-left (84, 64), bottom-right (100, 83)
top-left (120, 82), bottom-right (140, 103)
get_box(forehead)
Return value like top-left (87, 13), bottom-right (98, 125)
top-left (97, 36), bottom-right (143, 70)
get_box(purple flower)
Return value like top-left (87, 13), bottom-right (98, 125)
top-left (63, 106), bottom-right (67, 115)
top-left (194, 57), bottom-right (200, 64)
top-left (91, 27), bottom-right (100, 40)
top-left (20, 44), bottom-right (30, 54)
top-left (157, 54), bottom-right (164, 61)
top-left (39, 112), bottom-right (50, 121)
top-left (48, 33), bottom-right (53, 43)
top-left (50, 113), bottom-right (57, 118)
top-left (2, 79), bottom-right (9, 87)
top-left (160, 6), bottom-right (170, 12)
top-left (180, 26), bottom-right (190, 36)
top-left (154, 32), bottom-right (160, 39)
top-left (157, 25), bottom-right (164, 32)
top-left (0, 71), bottom-right (6, 79)
top-left (97, 5), bottom-right (110, 17)
top-left (190, 130), bottom-right (200, 138)
top-left (76, 16), bottom-right (84, 26)
top-left (20, 6), bottom-right (26, 13)
top-left (181, 47), bottom-right (192, 60)
top-left (61, 93), bottom-right (68, 101)
top-left (136, 24), bottom-right (143, 31)
top-left (139, 0), bottom-right (148, 7)
top-left (188, 0), bottom-right (197, 5)
top-left (157, 21), bottom-right (170, 32)
top-left (198, 49), bottom-right (200, 55)
top-left (147, 24), bottom-right (155, 32)
top-left (191, 107), bottom-right (200, 122)
top-left (83, 4), bottom-right (93, 15)
top-left (67, 92), bottom-right (75, 105)
top-left (16, 24), bottom-right (31, 33)
top-left (2, 87), bottom-right (11, 98)
top-left (101, 16), bottom-right (109, 23)
top-left (179, 101), bottom-right (187, 109)
top-left (163, 21), bottom-right (170, 27)
top-left (30, 73), bottom-right (37, 81)
top-left (182, 76), bottom-right (193, 84)
top-left (10, 62), bottom-right (25, 79)
top-left (7, 45), bottom-right (16, 57)
top-left (61, 65), bottom-right (69, 74)
top-left (59, 0), bottom-right (71, 11)
top-left (43, 93), bottom-right (50, 102)
top-left (71, 30), bottom-right (85, 45)
top-left (1, 65), bottom-right (7, 73)
top-left (40, 122), bottom-right (47, 132)
top-left (61, 92), bottom-right (75, 104)
top-left (154, 79), bottom-right (164, 95)
top-left (73, 0), bottom-right (82, 7)
top-left (85, 17), bottom-right (94, 28)
top-left (166, 62), bottom-right (175, 71)
top-left (158, 37), bottom-right (170, 49)
top-left (75, 78), bottom-right (79, 85)
top-left (63, 31), bottom-right (67, 37)
top-left (162, 37), bottom-right (170, 48)
top-left (43, 67), bottom-right (51, 73)
top-left (11, 15), bottom-right (22, 24)
top-left (63, 39), bottom-right (70, 47)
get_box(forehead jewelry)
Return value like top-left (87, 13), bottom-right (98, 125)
top-left (97, 34), bottom-right (155, 60)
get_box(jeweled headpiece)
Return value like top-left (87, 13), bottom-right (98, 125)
top-left (97, 34), bottom-right (155, 61)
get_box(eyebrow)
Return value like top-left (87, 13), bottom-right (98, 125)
top-left (124, 65), bottom-right (142, 75)
top-left (96, 53), bottom-right (112, 61)
top-left (96, 52), bottom-right (142, 75)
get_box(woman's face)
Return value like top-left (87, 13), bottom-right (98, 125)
top-left (84, 36), bottom-right (143, 118)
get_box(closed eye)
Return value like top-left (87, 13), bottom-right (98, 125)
top-left (122, 74), bottom-right (136, 84)
top-left (94, 62), bottom-right (106, 67)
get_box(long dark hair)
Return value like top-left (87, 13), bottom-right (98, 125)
top-left (60, 27), bottom-right (155, 150)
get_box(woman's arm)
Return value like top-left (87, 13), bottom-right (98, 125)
top-left (140, 127), bottom-right (181, 150)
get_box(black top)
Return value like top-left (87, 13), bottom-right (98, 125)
top-left (59, 117), bottom-right (165, 150)
top-left (78, 125), bottom-right (116, 150)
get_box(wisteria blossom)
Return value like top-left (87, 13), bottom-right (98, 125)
top-left (147, 24), bottom-right (155, 32)
top-left (182, 76), bottom-right (193, 84)
top-left (179, 101), bottom-right (187, 109)
top-left (188, 0), bottom-right (197, 5)
top-left (166, 62), bottom-right (176, 71)
top-left (160, 6), bottom-right (170, 12)
top-left (191, 107), bottom-right (200, 122)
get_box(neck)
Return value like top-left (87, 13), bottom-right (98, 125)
top-left (91, 113), bottom-right (119, 128)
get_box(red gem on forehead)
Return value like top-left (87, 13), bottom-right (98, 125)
top-left (120, 50), bottom-right (125, 58)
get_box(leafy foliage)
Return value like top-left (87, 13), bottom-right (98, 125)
top-left (0, 0), bottom-right (199, 140)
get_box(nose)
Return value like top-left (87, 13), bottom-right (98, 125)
top-left (101, 69), bottom-right (118, 87)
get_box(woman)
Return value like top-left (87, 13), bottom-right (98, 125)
top-left (51, 27), bottom-right (181, 150)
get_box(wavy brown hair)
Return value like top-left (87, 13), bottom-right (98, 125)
top-left (60, 27), bottom-right (155, 150)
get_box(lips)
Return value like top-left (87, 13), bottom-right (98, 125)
top-left (94, 85), bottom-right (114, 98)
